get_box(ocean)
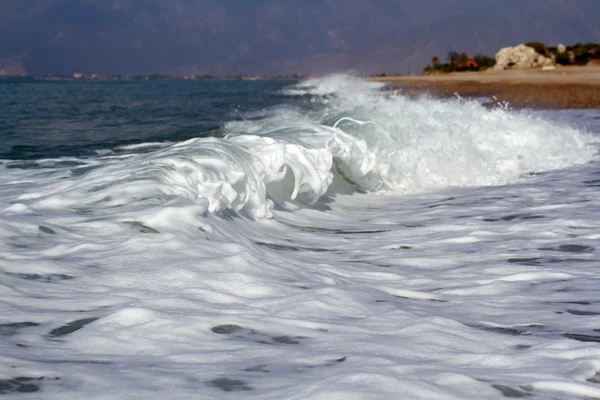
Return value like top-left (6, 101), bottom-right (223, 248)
top-left (1, 75), bottom-right (600, 399)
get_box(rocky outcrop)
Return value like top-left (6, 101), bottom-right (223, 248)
top-left (493, 44), bottom-right (554, 70)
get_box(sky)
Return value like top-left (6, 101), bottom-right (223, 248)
top-left (1, 0), bottom-right (599, 76)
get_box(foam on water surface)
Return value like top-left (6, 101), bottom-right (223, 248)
top-left (1, 75), bottom-right (600, 399)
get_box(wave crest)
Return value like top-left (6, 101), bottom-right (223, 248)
top-left (18, 74), bottom-right (596, 220)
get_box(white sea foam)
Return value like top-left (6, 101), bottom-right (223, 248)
top-left (8, 74), bottom-right (593, 221)
top-left (281, 73), bottom-right (386, 96)
top-left (115, 142), bottom-right (172, 151)
top-left (1, 75), bottom-right (600, 399)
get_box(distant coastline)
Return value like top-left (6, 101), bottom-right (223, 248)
top-left (0, 74), bottom-right (307, 82)
top-left (4, 41), bottom-right (600, 110)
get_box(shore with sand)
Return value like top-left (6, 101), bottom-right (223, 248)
top-left (372, 65), bottom-right (600, 109)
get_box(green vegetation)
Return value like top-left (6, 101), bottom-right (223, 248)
top-left (423, 51), bottom-right (496, 74)
top-left (571, 43), bottom-right (600, 65)
top-left (556, 51), bottom-right (571, 66)
top-left (524, 41), bottom-right (548, 56)
top-left (527, 41), bottom-right (600, 66)
top-left (423, 42), bottom-right (600, 75)
top-left (473, 54), bottom-right (497, 69)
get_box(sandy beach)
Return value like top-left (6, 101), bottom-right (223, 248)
top-left (372, 65), bottom-right (600, 109)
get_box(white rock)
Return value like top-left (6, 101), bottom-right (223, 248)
top-left (493, 44), bottom-right (555, 70)
top-left (557, 43), bottom-right (566, 53)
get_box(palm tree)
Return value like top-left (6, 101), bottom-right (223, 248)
top-left (447, 51), bottom-right (460, 70)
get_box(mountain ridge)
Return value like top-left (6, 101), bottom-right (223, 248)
top-left (1, 0), bottom-right (599, 75)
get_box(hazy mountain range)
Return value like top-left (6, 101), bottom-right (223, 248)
top-left (1, 0), bottom-right (600, 76)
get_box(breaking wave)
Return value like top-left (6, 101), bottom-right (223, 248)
top-left (8, 74), bottom-right (595, 220)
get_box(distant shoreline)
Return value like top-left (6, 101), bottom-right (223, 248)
top-left (372, 65), bottom-right (600, 109)
top-left (4, 67), bottom-right (600, 109)
top-left (0, 75), bottom-right (304, 82)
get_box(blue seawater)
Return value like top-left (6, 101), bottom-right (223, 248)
top-left (0, 79), bottom-right (294, 160)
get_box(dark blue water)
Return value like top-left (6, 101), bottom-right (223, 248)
top-left (0, 80), bottom-right (295, 160)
